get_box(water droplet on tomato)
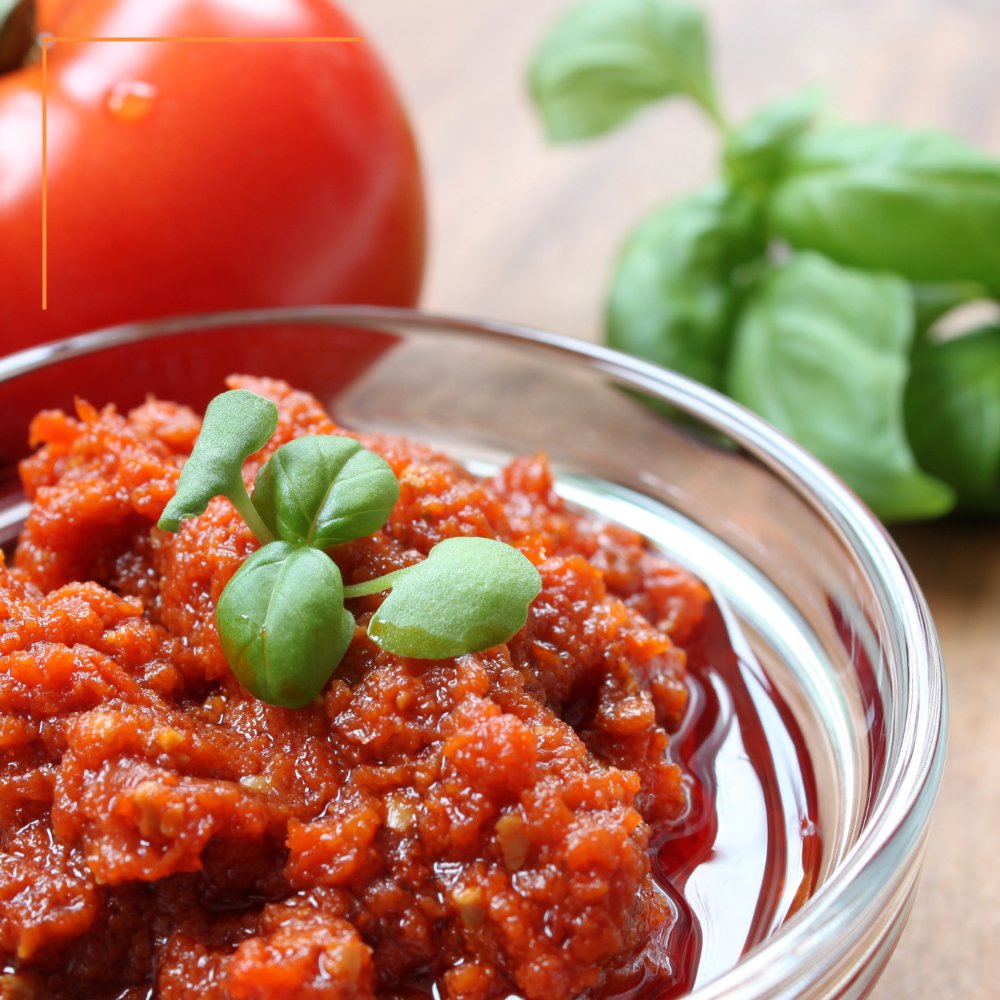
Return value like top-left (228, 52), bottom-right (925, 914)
top-left (106, 81), bottom-right (157, 122)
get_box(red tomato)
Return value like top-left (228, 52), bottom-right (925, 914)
top-left (0, 0), bottom-right (425, 354)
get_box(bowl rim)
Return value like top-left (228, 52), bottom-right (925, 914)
top-left (0, 305), bottom-right (947, 998)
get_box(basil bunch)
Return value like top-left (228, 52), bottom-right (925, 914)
top-left (531, 0), bottom-right (1000, 520)
top-left (158, 390), bottom-right (542, 707)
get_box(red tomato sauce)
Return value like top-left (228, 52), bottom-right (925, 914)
top-left (0, 377), bottom-right (723, 999)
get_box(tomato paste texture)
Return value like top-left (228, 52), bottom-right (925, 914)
top-left (0, 378), bottom-right (708, 999)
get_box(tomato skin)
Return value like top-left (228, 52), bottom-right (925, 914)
top-left (0, 0), bottom-right (425, 353)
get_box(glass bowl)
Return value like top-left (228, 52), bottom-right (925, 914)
top-left (0, 307), bottom-right (946, 999)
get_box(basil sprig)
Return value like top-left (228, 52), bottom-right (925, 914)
top-left (158, 391), bottom-right (542, 707)
top-left (531, 0), bottom-right (1000, 520)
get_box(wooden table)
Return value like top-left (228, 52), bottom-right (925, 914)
top-left (347, 2), bottom-right (1000, 996)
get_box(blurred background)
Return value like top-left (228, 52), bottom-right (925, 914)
top-left (351, 0), bottom-right (1000, 338)
top-left (347, 2), bottom-right (1000, 998)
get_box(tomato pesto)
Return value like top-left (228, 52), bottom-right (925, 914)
top-left (0, 377), bottom-right (712, 999)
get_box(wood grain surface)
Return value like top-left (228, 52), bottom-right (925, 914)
top-left (345, 2), bottom-right (1000, 996)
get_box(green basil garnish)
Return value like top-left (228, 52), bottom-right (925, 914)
top-left (158, 390), bottom-right (542, 707)
top-left (217, 542), bottom-right (355, 708)
top-left (251, 435), bottom-right (399, 549)
top-left (158, 389), bottom-right (277, 542)
top-left (349, 537), bottom-right (542, 660)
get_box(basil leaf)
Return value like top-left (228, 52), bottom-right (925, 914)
top-left (367, 537), bottom-right (542, 659)
top-left (607, 184), bottom-right (764, 388)
top-left (769, 125), bottom-right (1000, 290)
top-left (723, 88), bottom-right (824, 193)
top-left (252, 436), bottom-right (399, 549)
top-left (158, 389), bottom-right (277, 534)
top-left (726, 253), bottom-right (954, 521)
top-left (529, 0), bottom-right (721, 142)
top-left (217, 541), bottom-right (354, 708)
top-left (905, 326), bottom-right (1000, 513)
